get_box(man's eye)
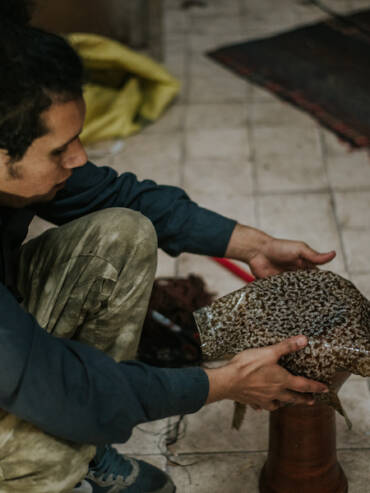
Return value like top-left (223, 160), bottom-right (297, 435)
top-left (52, 148), bottom-right (66, 156)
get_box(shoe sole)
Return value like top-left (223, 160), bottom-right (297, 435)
top-left (155, 479), bottom-right (176, 493)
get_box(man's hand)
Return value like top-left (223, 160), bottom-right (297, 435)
top-left (225, 224), bottom-right (336, 279)
top-left (204, 336), bottom-right (328, 411)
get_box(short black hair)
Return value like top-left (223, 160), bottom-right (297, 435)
top-left (0, 1), bottom-right (84, 162)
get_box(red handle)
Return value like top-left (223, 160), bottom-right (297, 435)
top-left (211, 257), bottom-right (255, 283)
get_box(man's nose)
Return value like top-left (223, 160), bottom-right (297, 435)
top-left (62, 138), bottom-right (88, 169)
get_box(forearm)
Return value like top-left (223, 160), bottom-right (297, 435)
top-left (204, 365), bottom-right (236, 404)
top-left (203, 338), bottom-right (328, 411)
top-left (37, 162), bottom-right (237, 258)
top-left (224, 222), bottom-right (336, 279)
top-left (0, 282), bottom-right (209, 445)
top-left (224, 223), bottom-right (271, 263)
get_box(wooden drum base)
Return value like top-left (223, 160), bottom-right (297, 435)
top-left (259, 403), bottom-right (348, 493)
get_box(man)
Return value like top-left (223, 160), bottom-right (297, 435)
top-left (0, 2), bottom-right (334, 492)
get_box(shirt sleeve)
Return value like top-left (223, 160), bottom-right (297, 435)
top-left (34, 161), bottom-right (237, 257)
top-left (0, 283), bottom-right (209, 444)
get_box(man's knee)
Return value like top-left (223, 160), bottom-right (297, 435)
top-left (19, 208), bottom-right (158, 294)
top-left (78, 208), bottom-right (158, 268)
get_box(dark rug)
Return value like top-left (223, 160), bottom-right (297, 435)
top-left (138, 275), bottom-right (215, 368)
top-left (208, 9), bottom-right (370, 148)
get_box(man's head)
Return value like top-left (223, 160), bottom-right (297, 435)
top-left (0, 1), bottom-right (88, 206)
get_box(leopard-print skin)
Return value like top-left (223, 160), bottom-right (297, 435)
top-left (194, 270), bottom-right (370, 427)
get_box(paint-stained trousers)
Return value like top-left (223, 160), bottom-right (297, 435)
top-left (0, 208), bottom-right (157, 493)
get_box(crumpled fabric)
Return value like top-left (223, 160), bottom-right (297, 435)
top-left (66, 33), bottom-right (181, 144)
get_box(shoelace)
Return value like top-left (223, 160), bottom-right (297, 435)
top-left (91, 446), bottom-right (131, 482)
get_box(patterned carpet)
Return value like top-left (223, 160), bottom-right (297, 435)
top-left (208, 9), bottom-right (370, 148)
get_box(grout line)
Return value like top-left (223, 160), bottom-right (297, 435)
top-left (247, 117), bottom-right (260, 229)
top-left (131, 445), bottom-right (370, 458)
top-left (255, 186), bottom-right (370, 196)
top-left (319, 128), bottom-right (350, 274)
top-left (132, 449), bottom-right (268, 457)
top-left (337, 446), bottom-right (370, 452)
top-left (237, 0), bottom-right (258, 228)
top-left (175, 11), bottom-right (192, 279)
top-left (339, 226), bottom-right (370, 231)
top-left (330, 186), bottom-right (370, 193)
top-left (174, 450), bottom-right (268, 456)
top-left (238, 0), bottom-right (246, 31)
top-left (238, 0), bottom-right (247, 17)
top-left (245, 94), bottom-right (261, 228)
top-left (256, 187), bottom-right (332, 196)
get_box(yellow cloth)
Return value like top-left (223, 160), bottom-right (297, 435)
top-left (66, 33), bottom-right (180, 144)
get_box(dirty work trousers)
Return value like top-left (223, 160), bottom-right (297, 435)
top-left (0, 208), bottom-right (158, 493)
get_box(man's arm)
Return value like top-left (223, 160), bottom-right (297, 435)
top-left (34, 162), bottom-right (237, 258)
top-left (0, 282), bottom-right (209, 444)
top-left (225, 224), bottom-right (336, 278)
top-left (35, 163), bottom-right (335, 272)
top-left (33, 163), bottom-right (333, 416)
top-left (204, 335), bottom-right (328, 411)
top-left (1, 281), bottom-right (327, 443)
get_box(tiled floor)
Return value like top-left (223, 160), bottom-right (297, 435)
top-left (28, 0), bottom-right (370, 491)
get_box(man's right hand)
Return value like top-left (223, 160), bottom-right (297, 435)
top-left (204, 335), bottom-right (328, 411)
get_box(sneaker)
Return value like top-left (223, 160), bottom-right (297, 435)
top-left (73, 481), bottom-right (93, 492)
top-left (72, 445), bottom-right (175, 493)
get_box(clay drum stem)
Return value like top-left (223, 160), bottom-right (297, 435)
top-left (259, 403), bottom-right (348, 493)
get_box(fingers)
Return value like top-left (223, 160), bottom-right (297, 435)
top-left (301, 245), bottom-right (336, 266)
top-left (250, 404), bottom-right (262, 411)
top-left (287, 374), bottom-right (328, 394)
top-left (262, 335), bottom-right (308, 363)
top-left (265, 400), bottom-right (280, 412)
top-left (253, 394), bottom-right (315, 412)
top-left (257, 392), bottom-right (317, 412)
top-left (277, 390), bottom-right (315, 406)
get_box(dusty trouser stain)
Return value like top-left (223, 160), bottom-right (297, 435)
top-left (0, 208), bottom-right (157, 493)
top-left (194, 269), bottom-right (370, 429)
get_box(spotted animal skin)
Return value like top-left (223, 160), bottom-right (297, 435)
top-left (194, 270), bottom-right (370, 428)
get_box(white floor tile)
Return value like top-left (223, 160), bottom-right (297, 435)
top-left (185, 103), bottom-right (248, 130)
top-left (350, 273), bottom-right (370, 298)
top-left (188, 72), bottom-right (248, 103)
top-left (185, 128), bottom-right (249, 161)
top-left (156, 250), bottom-right (177, 278)
top-left (25, 216), bottom-right (55, 242)
top-left (183, 158), bottom-right (253, 196)
top-left (168, 452), bottom-right (266, 493)
top-left (250, 100), bottom-right (317, 128)
top-left (168, 400), bottom-right (269, 454)
top-left (253, 126), bottom-right (327, 192)
top-left (187, 0), bottom-right (240, 17)
top-left (327, 151), bottom-right (370, 189)
top-left (258, 193), bottom-right (345, 273)
top-left (342, 230), bottom-right (370, 274)
top-left (178, 253), bottom-right (251, 298)
top-left (334, 191), bottom-right (370, 229)
top-left (114, 133), bottom-right (182, 185)
top-left (142, 103), bottom-right (186, 134)
top-left (114, 419), bottom-right (170, 455)
top-left (337, 376), bottom-right (370, 449)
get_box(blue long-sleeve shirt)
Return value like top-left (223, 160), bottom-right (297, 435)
top-left (0, 161), bottom-right (237, 445)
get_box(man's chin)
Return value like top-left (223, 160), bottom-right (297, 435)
top-left (33, 189), bottom-right (60, 203)
top-left (0, 189), bottom-right (58, 208)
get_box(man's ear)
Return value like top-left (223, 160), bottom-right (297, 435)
top-left (0, 149), bottom-right (9, 167)
top-left (0, 149), bottom-right (15, 178)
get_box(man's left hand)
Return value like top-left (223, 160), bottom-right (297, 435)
top-left (225, 224), bottom-right (336, 279)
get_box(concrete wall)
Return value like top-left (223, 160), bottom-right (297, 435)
top-left (31, 0), bottom-right (163, 59)
top-left (31, 0), bottom-right (133, 43)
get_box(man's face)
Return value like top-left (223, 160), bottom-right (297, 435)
top-left (0, 97), bottom-right (88, 208)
